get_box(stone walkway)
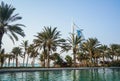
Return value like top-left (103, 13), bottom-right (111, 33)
top-left (0, 67), bottom-right (120, 73)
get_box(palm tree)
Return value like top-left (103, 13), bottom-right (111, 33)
top-left (20, 40), bottom-right (28, 67)
top-left (109, 44), bottom-right (120, 61)
top-left (26, 44), bottom-right (32, 67)
top-left (93, 48), bottom-right (101, 66)
top-left (81, 38), bottom-right (101, 66)
top-left (67, 33), bottom-right (83, 67)
top-left (116, 45), bottom-right (120, 61)
top-left (29, 45), bottom-right (38, 67)
top-left (11, 47), bottom-right (22, 67)
top-left (7, 54), bottom-right (14, 67)
top-left (34, 32), bottom-right (47, 67)
top-left (0, 1), bottom-right (25, 49)
top-left (76, 51), bottom-right (89, 67)
top-left (39, 51), bottom-right (46, 67)
top-left (98, 45), bottom-right (108, 66)
top-left (26, 44), bottom-right (37, 67)
top-left (39, 50), bottom-right (47, 67)
top-left (34, 26), bottom-right (65, 68)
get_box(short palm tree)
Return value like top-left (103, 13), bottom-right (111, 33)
top-left (98, 45), bottom-right (108, 66)
top-left (109, 44), bottom-right (120, 61)
top-left (0, 1), bottom-right (25, 49)
top-left (116, 45), bottom-right (120, 61)
top-left (76, 51), bottom-right (89, 67)
top-left (20, 40), bottom-right (28, 67)
top-left (11, 47), bottom-right (22, 67)
top-left (26, 44), bottom-right (33, 67)
top-left (34, 26), bottom-right (65, 68)
top-left (29, 45), bottom-right (38, 67)
top-left (7, 54), bottom-right (14, 67)
top-left (39, 51), bottom-right (47, 67)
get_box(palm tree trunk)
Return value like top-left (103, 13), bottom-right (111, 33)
top-left (1, 56), bottom-right (4, 67)
top-left (117, 55), bottom-right (119, 61)
top-left (23, 52), bottom-right (25, 67)
top-left (90, 51), bottom-right (93, 66)
top-left (47, 52), bottom-right (50, 68)
top-left (103, 53), bottom-right (105, 66)
top-left (13, 59), bottom-right (15, 67)
top-left (16, 57), bottom-right (18, 67)
top-left (43, 55), bottom-right (45, 67)
top-left (32, 56), bottom-right (35, 67)
top-left (73, 47), bottom-right (77, 67)
top-left (47, 49), bottom-right (50, 68)
top-left (26, 54), bottom-right (29, 67)
top-left (8, 57), bottom-right (10, 67)
top-left (73, 51), bottom-right (76, 67)
top-left (0, 27), bottom-right (4, 49)
top-left (43, 48), bottom-right (46, 68)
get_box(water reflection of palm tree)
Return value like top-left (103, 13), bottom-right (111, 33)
top-left (72, 70), bottom-right (76, 81)
top-left (102, 68), bottom-right (107, 81)
top-left (39, 71), bottom-right (49, 81)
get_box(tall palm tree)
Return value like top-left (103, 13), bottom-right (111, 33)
top-left (81, 38), bottom-right (101, 66)
top-left (0, 1), bottom-right (25, 49)
top-left (34, 32), bottom-right (47, 67)
top-left (0, 48), bottom-right (5, 67)
top-left (34, 26), bottom-right (65, 68)
top-left (20, 40), bottom-right (28, 67)
top-left (11, 47), bottom-right (22, 67)
top-left (67, 33), bottom-right (83, 67)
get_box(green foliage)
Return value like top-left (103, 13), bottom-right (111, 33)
top-left (109, 60), bottom-right (120, 67)
top-left (65, 55), bottom-right (72, 66)
top-left (0, 1), bottom-right (25, 49)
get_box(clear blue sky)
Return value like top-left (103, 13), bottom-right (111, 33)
top-left (1, 0), bottom-right (120, 52)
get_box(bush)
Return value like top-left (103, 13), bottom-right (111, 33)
top-left (109, 60), bottom-right (120, 67)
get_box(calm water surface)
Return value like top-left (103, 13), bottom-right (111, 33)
top-left (0, 68), bottom-right (120, 81)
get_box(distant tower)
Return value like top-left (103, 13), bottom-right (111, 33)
top-left (72, 22), bottom-right (85, 40)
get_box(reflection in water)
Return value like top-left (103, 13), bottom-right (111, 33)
top-left (0, 68), bottom-right (120, 81)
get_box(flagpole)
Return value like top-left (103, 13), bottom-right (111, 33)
top-left (73, 22), bottom-right (74, 35)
